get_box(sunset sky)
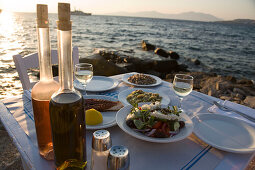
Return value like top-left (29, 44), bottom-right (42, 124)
top-left (0, 0), bottom-right (255, 20)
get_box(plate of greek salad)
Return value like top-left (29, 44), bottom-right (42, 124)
top-left (116, 102), bottom-right (193, 143)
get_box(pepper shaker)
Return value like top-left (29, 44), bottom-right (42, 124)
top-left (91, 130), bottom-right (112, 170)
top-left (107, 145), bottom-right (130, 170)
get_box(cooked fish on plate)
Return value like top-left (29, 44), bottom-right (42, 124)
top-left (83, 95), bottom-right (123, 129)
top-left (84, 98), bottom-right (123, 111)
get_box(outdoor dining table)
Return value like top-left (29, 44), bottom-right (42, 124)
top-left (0, 72), bottom-right (254, 170)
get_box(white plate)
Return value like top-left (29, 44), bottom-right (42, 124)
top-left (74, 76), bottom-right (119, 92)
top-left (84, 95), bottom-right (121, 130)
top-left (116, 104), bottom-right (193, 143)
top-left (192, 113), bottom-right (255, 153)
top-left (118, 88), bottom-right (170, 106)
top-left (122, 73), bottom-right (162, 87)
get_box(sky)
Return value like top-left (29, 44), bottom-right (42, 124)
top-left (0, 0), bottom-right (255, 20)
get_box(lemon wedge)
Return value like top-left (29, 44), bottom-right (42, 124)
top-left (85, 109), bottom-right (103, 125)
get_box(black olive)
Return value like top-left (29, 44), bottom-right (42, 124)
top-left (154, 129), bottom-right (169, 138)
top-left (179, 121), bottom-right (185, 129)
top-left (126, 119), bottom-right (136, 129)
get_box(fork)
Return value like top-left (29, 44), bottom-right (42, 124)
top-left (213, 101), bottom-right (255, 123)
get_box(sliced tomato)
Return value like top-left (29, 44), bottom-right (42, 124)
top-left (152, 121), bottom-right (162, 129)
top-left (162, 123), bottom-right (170, 137)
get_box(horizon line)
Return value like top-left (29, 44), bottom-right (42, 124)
top-left (1, 10), bottom-right (255, 21)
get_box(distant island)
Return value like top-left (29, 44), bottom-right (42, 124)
top-left (215, 19), bottom-right (255, 25)
top-left (71, 10), bottom-right (91, 16)
top-left (105, 11), bottom-right (222, 22)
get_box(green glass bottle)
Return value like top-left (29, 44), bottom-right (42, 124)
top-left (49, 3), bottom-right (87, 169)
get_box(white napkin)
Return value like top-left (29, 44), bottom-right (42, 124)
top-left (208, 100), bottom-right (255, 126)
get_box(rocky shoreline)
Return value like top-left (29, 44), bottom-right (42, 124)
top-left (80, 40), bottom-right (255, 108)
top-left (0, 41), bottom-right (254, 169)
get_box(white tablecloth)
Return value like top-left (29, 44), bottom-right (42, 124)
top-left (1, 73), bottom-right (254, 170)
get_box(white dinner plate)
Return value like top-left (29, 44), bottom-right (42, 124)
top-left (118, 88), bottom-right (170, 106)
top-left (116, 104), bottom-right (193, 143)
top-left (122, 73), bottom-right (162, 87)
top-left (192, 113), bottom-right (255, 153)
top-left (74, 76), bottom-right (119, 92)
top-left (84, 95), bottom-right (121, 129)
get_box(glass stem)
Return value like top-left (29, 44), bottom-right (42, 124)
top-left (178, 97), bottom-right (183, 110)
top-left (83, 84), bottom-right (87, 95)
top-left (79, 82), bottom-right (87, 95)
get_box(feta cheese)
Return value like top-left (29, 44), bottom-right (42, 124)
top-left (150, 101), bottom-right (160, 110)
top-left (134, 107), bottom-right (141, 114)
top-left (150, 110), bottom-right (180, 121)
top-left (141, 104), bottom-right (151, 110)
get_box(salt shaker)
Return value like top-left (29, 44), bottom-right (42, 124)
top-left (107, 145), bottom-right (130, 170)
top-left (91, 130), bottom-right (112, 170)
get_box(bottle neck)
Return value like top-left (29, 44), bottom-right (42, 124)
top-left (37, 27), bottom-right (53, 81)
top-left (57, 29), bottom-right (73, 91)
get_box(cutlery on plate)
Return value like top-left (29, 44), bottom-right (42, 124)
top-left (190, 92), bottom-right (255, 123)
top-left (213, 101), bottom-right (255, 123)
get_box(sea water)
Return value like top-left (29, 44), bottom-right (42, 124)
top-left (0, 12), bottom-right (254, 99)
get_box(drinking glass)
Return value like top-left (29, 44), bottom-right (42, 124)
top-left (173, 74), bottom-right (193, 111)
top-left (74, 63), bottom-right (93, 95)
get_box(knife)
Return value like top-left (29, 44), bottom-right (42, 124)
top-left (213, 101), bottom-right (255, 123)
top-left (190, 92), bottom-right (255, 123)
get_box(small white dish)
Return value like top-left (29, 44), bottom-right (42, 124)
top-left (84, 95), bottom-right (120, 129)
top-left (122, 73), bottom-right (162, 87)
top-left (192, 113), bottom-right (255, 153)
top-left (118, 88), bottom-right (170, 106)
top-left (74, 76), bottom-right (119, 92)
top-left (116, 104), bottom-right (193, 143)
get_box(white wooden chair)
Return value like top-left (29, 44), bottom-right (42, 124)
top-left (13, 46), bottom-right (79, 90)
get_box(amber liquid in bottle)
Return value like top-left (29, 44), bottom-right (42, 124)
top-left (32, 4), bottom-right (60, 160)
top-left (32, 99), bottom-right (53, 158)
top-left (32, 81), bottom-right (60, 160)
top-left (49, 93), bottom-right (86, 168)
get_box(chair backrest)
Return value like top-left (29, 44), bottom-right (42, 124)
top-left (13, 46), bottom-right (79, 90)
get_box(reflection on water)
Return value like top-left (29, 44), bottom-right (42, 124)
top-left (0, 11), bottom-right (24, 99)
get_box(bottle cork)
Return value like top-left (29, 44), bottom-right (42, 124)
top-left (37, 4), bottom-right (49, 28)
top-left (57, 3), bottom-right (72, 31)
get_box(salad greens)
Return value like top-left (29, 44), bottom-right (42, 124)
top-left (126, 102), bottom-right (185, 138)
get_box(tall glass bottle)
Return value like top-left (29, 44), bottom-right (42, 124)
top-left (31, 4), bottom-right (60, 160)
top-left (49, 3), bottom-right (87, 169)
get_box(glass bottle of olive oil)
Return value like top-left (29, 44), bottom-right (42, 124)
top-left (49, 3), bottom-right (87, 169)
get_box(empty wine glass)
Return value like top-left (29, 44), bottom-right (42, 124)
top-left (74, 63), bottom-right (93, 95)
top-left (173, 74), bottom-right (193, 111)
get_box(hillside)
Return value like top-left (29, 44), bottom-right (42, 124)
top-left (105, 11), bottom-right (222, 22)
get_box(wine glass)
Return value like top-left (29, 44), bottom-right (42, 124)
top-left (173, 74), bottom-right (193, 111)
top-left (74, 63), bottom-right (93, 95)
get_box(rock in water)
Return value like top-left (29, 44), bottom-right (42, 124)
top-left (141, 40), bottom-right (156, 51)
top-left (80, 54), bottom-right (127, 76)
top-left (191, 58), bottom-right (201, 65)
top-left (169, 51), bottom-right (180, 60)
top-left (153, 60), bottom-right (179, 72)
top-left (154, 48), bottom-right (169, 58)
